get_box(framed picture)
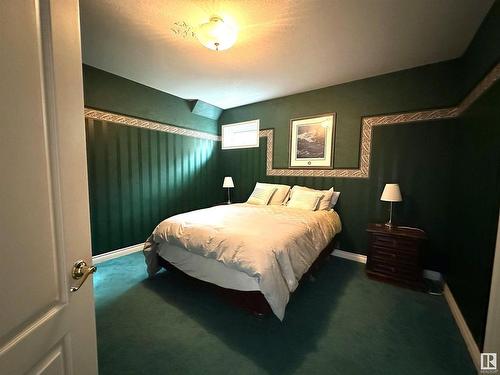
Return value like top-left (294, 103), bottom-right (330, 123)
top-left (289, 113), bottom-right (336, 168)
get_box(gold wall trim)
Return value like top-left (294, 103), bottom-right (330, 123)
top-left (84, 63), bottom-right (499, 179)
top-left (258, 62), bottom-right (499, 179)
top-left (84, 108), bottom-right (221, 142)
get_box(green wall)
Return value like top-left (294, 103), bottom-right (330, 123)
top-left (83, 65), bottom-right (219, 134)
top-left (447, 82), bottom-right (500, 348)
top-left (221, 59), bottom-right (462, 169)
top-left (83, 66), bottom-right (223, 255)
top-left (460, 1), bottom-right (500, 94)
top-left (85, 119), bottom-right (222, 254)
top-left (430, 6), bottom-right (500, 350)
top-left (219, 2), bottom-right (500, 349)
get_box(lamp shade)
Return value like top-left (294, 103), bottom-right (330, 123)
top-left (223, 176), bottom-right (234, 188)
top-left (380, 183), bottom-right (402, 202)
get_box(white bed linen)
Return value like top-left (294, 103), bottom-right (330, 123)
top-left (158, 243), bottom-right (260, 291)
top-left (144, 203), bottom-right (341, 320)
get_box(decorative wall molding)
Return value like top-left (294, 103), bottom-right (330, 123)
top-left (84, 108), bottom-right (221, 142)
top-left (257, 62), bottom-right (499, 178)
top-left (456, 63), bottom-right (500, 116)
top-left (84, 63), bottom-right (499, 179)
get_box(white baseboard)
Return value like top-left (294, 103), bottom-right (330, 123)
top-left (331, 251), bottom-right (445, 284)
top-left (331, 249), bottom-right (367, 264)
top-left (331, 250), bottom-right (479, 370)
top-left (443, 283), bottom-right (481, 371)
top-left (93, 245), bottom-right (369, 265)
top-left (92, 243), bottom-right (143, 264)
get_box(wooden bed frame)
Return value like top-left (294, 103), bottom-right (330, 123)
top-left (156, 239), bottom-right (336, 317)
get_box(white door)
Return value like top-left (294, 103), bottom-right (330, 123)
top-left (0, 1), bottom-right (98, 374)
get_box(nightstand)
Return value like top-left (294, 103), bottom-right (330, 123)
top-left (366, 224), bottom-right (426, 291)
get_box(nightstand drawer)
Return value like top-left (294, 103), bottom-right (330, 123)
top-left (366, 224), bottom-right (426, 291)
top-left (371, 245), bottom-right (418, 266)
top-left (369, 261), bottom-right (420, 281)
top-left (372, 235), bottom-right (419, 251)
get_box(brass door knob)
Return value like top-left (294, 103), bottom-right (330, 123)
top-left (70, 259), bottom-right (97, 292)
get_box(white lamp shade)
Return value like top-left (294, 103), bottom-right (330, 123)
top-left (223, 176), bottom-right (234, 188)
top-left (380, 183), bottom-right (402, 202)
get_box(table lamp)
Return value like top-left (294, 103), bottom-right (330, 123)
top-left (223, 176), bottom-right (234, 204)
top-left (380, 183), bottom-right (402, 227)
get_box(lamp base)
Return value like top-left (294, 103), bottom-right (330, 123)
top-left (385, 202), bottom-right (396, 228)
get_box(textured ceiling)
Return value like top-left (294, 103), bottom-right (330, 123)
top-left (80, 0), bottom-right (494, 109)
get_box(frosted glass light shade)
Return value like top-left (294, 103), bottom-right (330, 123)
top-left (196, 16), bottom-right (237, 51)
top-left (380, 184), bottom-right (402, 202)
top-left (223, 176), bottom-right (234, 188)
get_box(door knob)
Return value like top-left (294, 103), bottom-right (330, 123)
top-left (70, 259), bottom-right (96, 292)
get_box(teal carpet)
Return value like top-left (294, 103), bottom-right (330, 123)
top-left (94, 252), bottom-right (475, 375)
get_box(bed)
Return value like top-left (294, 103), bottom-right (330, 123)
top-left (144, 203), bottom-right (341, 320)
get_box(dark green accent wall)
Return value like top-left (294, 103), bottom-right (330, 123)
top-left (447, 82), bottom-right (500, 348)
top-left (85, 118), bottom-right (222, 254)
top-left (82, 65), bottom-right (223, 255)
top-left (221, 59), bottom-right (463, 169)
top-left (83, 65), bottom-right (219, 134)
top-left (219, 2), bottom-right (500, 349)
top-left (460, 2), bottom-right (500, 95)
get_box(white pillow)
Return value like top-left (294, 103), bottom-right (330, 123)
top-left (247, 185), bottom-right (277, 205)
top-left (255, 182), bottom-right (290, 205)
top-left (286, 189), bottom-right (324, 211)
top-left (331, 191), bottom-right (341, 207)
top-left (290, 186), bottom-right (334, 210)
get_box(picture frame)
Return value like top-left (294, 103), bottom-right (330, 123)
top-left (289, 113), bottom-right (336, 168)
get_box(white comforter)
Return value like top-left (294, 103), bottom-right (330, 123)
top-left (144, 203), bottom-right (341, 320)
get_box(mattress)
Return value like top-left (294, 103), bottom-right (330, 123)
top-left (157, 242), bottom-right (260, 291)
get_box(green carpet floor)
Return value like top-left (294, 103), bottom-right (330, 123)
top-left (94, 252), bottom-right (475, 375)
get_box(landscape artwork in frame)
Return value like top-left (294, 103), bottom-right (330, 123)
top-left (289, 113), bottom-right (336, 168)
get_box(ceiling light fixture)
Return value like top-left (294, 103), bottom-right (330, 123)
top-left (196, 16), bottom-right (237, 51)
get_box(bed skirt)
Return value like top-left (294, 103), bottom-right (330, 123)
top-left (156, 238), bottom-right (336, 318)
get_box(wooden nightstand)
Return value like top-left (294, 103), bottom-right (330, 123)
top-left (366, 224), bottom-right (426, 291)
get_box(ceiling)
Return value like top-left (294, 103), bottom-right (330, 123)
top-left (80, 0), bottom-right (494, 110)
